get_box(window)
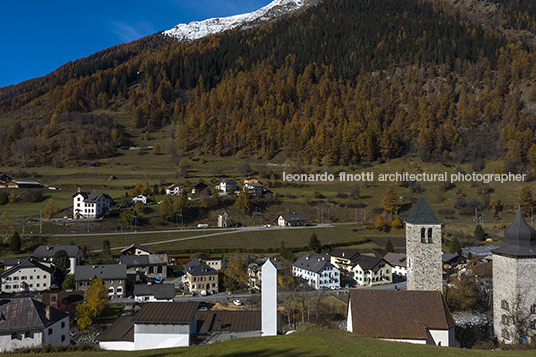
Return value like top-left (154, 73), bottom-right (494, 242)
top-left (427, 228), bottom-right (433, 243)
top-left (421, 228), bottom-right (426, 243)
top-left (108, 287), bottom-right (114, 295)
top-left (532, 305), bottom-right (536, 314)
top-left (11, 332), bottom-right (17, 340)
top-left (52, 296), bottom-right (57, 301)
top-left (502, 300), bottom-right (510, 311)
top-left (13, 276), bottom-right (19, 280)
top-left (502, 329), bottom-right (510, 339)
top-left (25, 331), bottom-right (30, 338)
top-left (61, 335), bottom-right (66, 342)
top-left (501, 315), bottom-right (509, 324)
top-left (61, 321), bottom-right (65, 328)
top-left (13, 285), bottom-right (19, 289)
top-left (21, 276), bottom-right (27, 280)
top-left (30, 276), bottom-right (33, 279)
top-left (48, 328), bottom-right (53, 335)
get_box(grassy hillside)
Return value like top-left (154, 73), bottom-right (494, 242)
top-left (10, 325), bottom-right (536, 357)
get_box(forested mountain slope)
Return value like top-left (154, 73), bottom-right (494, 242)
top-left (1, 0), bottom-right (536, 174)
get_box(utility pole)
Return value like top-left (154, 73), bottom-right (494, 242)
top-left (39, 209), bottom-right (42, 234)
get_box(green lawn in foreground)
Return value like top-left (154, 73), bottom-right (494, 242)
top-left (9, 325), bottom-right (535, 357)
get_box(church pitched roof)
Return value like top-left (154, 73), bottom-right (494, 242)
top-left (492, 206), bottom-right (536, 257)
top-left (405, 195), bottom-right (440, 224)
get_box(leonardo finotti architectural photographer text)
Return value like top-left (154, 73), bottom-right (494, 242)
top-left (282, 171), bottom-right (527, 184)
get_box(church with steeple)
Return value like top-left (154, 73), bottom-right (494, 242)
top-left (405, 195), bottom-right (443, 292)
top-left (492, 206), bottom-right (536, 344)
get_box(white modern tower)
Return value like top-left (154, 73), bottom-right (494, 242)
top-left (261, 258), bottom-right (277, 336)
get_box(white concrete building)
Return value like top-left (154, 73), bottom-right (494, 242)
top-left (32, 245), bottom-right (83, 275)
top-left (262, 259), bottom-right (277, 336)
top-left (1, 257), bottom-right (53, 293)
top-left (383, 252), bottom-right (407, 277)
top-left (0, 298), bottom-right (70, 352)
top-left (99, 302), bottom-right (198, 350)
top-left (292, 255), bottom-right (340, 290)
top-left (72, 189), bottom-right (113, 219)
top-left (133, 284), bottom-right (175, 303)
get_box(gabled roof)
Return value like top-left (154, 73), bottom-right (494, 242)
top-left (184, 259), bottom-right (218, 276)
top-left (98, 316), bottom-right (134, 342)
top-left (279, 213), bottom-right (306, 221)
top-left (75, 264), bottom-right (126, 281)
top-left (0, 298), bottom-right (68, 332)
top-left (120, 243), bottom-right (152, 255)
top-left (71, 192), bottom-right (112, 202)
top-left (198, 311), bottom-right (261, 333)
top-left (492, 206), bottom-right (536, 257)
top-left (1, 256), bottom-right (53, 278)
top-left (248, 256), bottom-right (288, 271)
top-left (120, 254), bottom-right (168, 266)
top-left (331, 249), bottom-right (359, 261)
top-left (195, 253), bottom-right (221, 262)
top-left (351, 255), bottom-right (384, 271)
top-left (134, 284), bottom-right (175, 300)
top-left (442, 252), bottom-right (459, 263)
top-left (383, 252), bottom-right (407, 268)
top-left (293, 255), bottom-right (335, 273)
top-left (33, 245), bottom-right (81, 259)
top-left (348, 290), bottom-right (456, 340)
top-left (132, 302), bottom-right (198, 324)
top-left (405, 195), bottom-right (440, 224)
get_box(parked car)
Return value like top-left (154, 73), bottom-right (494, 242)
top-left (198, 224), bottom-right (209, 228)
top-left (233, 299), bottom-right (242, 306)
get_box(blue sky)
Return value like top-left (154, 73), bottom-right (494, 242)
top-left (0, 0), bottom-right (271, 88)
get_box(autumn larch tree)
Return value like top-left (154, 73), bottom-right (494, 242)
top-left (235, 188), bottom-right (253, 213)
top-left (519, 185), bottom-right (535, 216)
top-left (381, 184), bottom-right (399, 214)
top-left (43, 198), bottom-right (57, 220)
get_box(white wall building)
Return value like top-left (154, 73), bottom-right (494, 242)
top-left (72, 189), bottom-right (113, 219)
top-left (0, 298), bottom-right (70, 353)
top-left (1, 257), bottom-right (53, 293)
top-left (216, 179), bottom-right (237, 194)
top-left (132, 194), bottom-right (147, 205)
top-left (292, 255), bottom-right (340, 290)
top-left (99, 302), bottom-right (198, 351)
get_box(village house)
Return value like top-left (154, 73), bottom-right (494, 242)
top-left (183, 258), bottom-right (219, 294)
top-left (330, 249), bottom-right (360, 274)
top-left (75, 265), bottom-right (128, 299)
top-left (292, 255), bottom-right (340, 290)
top-left (42, 290), bottom-right (84, 310)
top-left (2, 180), bottom-right (43, 189)
top-left (347, 289), bottom-right (457, 346)
top-left (120, 254), bottom-right (168, 283)
top-left (32, 245), bottom-right (83, 275)
top-left (72, 188), bottom-right (113, 219)
top-left (99, 302), bottom-right (198, 350)
top-left (0, 298), bottom-right (70, 352)
top-left (165, 184), bottom-right (181, 195)
top-left (120, 243), bottom-right (152, 256)
top-left (247, 257), bottom-right (288, 290)
top-left (277, 213), bottom-right (306, 227)
top-left (0, 173), bottom-right (11, 185)
top-left (132, 194), bottom-right (147, 205)
top-left (347, 255), bottom-right (392, 286)
top-left (133, 284), bottom-right (175, 303)
top-left (194, 253), bottom-right (222, 271)
top-left (244, 181), bottom-right (263, 196)
top-left (383, 252), bottom-right (407, 277)
top-left (216, 179), bottom-right (237, 194)
top-left (190, 182), bottom-right (208, 194)
top-left (1, 257), bottom-right (54, 293)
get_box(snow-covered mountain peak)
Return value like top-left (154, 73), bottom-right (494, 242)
top-left (163, 0), bottom-right (318, 42)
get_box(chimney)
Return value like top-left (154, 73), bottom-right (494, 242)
top-left (45, 306), bottom-right (50, 320)
top-left (77, 186), bottom-right (81, 193)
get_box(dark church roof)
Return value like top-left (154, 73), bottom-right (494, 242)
top-left (492, 206), bottom-right (536, 257)
top-left (405, 195), bottom-right (440, 224)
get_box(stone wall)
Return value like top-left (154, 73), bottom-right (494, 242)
top-left (406, 223), bottom-right (442, 292)
top-left (493, 254), bottom-right (536, 343)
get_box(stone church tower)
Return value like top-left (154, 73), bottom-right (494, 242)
top-left (492, 206), bottom-right (536, 344)
top-left (405, 195), bottom-right (443, 292)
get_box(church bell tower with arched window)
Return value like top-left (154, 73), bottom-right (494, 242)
top-left (405, 195), bottom-right (443, 292)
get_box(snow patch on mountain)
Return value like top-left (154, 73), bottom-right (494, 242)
top-left (163, 0), bottom-right (314, 42)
